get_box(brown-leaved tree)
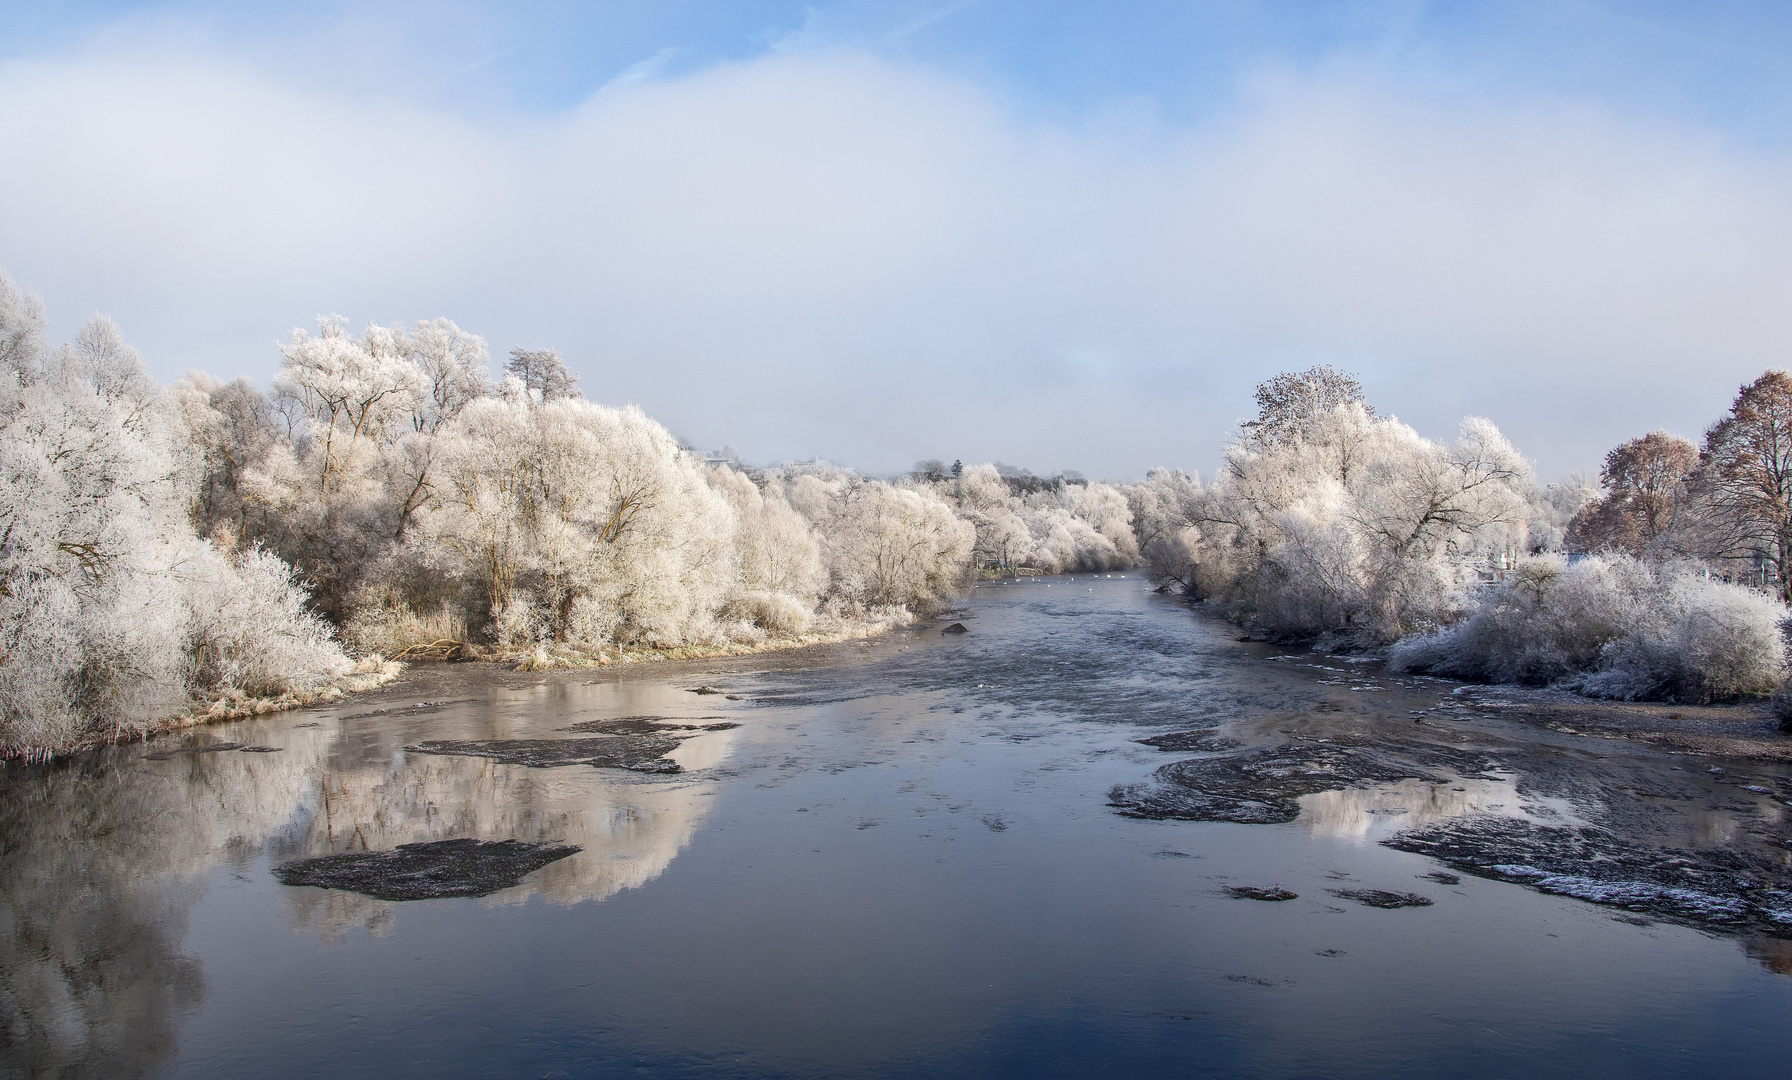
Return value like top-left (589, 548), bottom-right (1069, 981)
top-left (1699, 371), bottom-right (1792, 601)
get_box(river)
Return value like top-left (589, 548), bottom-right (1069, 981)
top-left (3, 574), bottom-right (1789, 1078)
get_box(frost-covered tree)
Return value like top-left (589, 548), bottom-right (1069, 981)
top-left (1186, 387), bottom-right (1530, 641)
top-left (0, 305), bottom-right (189, 746)
top-left (0, 273), bottom-right (45, 379)
top-left (220, 318), bottom-right (497, 616)
top-left (1239, 364), bottom-right (1373, 452)
top-left (1126, 468), bottom-right (1204, 589)
top-left (830, 480), bottom-right (974, 609)
top-left (928, 464), bottom-right (1139, 575)
top-left (940, 464), bottom-right (1031, 571)
top-left (174, 372), bottom-right (286, 546)
top-left (274, 317), bottom-right (423, 496)
top-left (706, 467), bottom-right (828, 634)
top-left (783, 467), bottom-right (973, 609)
top-left (504, 346), bottom-right (580, 401)
top-left (378, 318), bottom-right (490, 540)
top-left (1525, 471), bottom-right (1601, 554)
top-left (0, 272), bottom-right (351, 756)
top-left (430, 383), bottom-right (736, 647)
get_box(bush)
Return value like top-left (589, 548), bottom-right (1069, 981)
top-left (341, 583), bottom-right (470, 658)
top-left (1567, 574), bottom-right (1786, 702)
top-left (726, 590), bottom-right (814, 636)
top-left (184, 545), bottom-right (352, 696)
top-left (1391, 554), bottom-right (1786, 703)
top-left (1770, 682), bottom-right (1792, 732)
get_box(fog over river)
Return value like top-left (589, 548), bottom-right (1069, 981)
top-left (3, 575), bottom-right (1789, 1078)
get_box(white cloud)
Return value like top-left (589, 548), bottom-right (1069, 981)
top-left (596, 47), bottom-right (687, 95)
top-left (2, 43), bottom-right (1789, 478)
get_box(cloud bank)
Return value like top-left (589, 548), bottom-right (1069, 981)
top-left (3, 39), bottom-right (1791, 478)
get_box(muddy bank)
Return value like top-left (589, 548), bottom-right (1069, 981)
top-left (1329, 888), bottom-right (1433, 909)
top-left (1226, 886), bottom-right (1297, 901)
top-left (274, 838), bottom-right (580, 901)
top-left (6, 659), bottom-right (403, 764)
top-left (562, 717), bottom-right (739, 735)
top-left (1387, 815), bottom-right (1792, 931)
top-left (403, 713), bottom-right (745, 773)
top-left (1136, 730), bottom-right (1242, 753)
top-left (1109, 635), bottom-right (1792, 939)
top-left (1441, 685), bottom-right (1792, 761)
top-left (407, 735), bottom-right (690, 773)
top-left (143, 741), bottom-right (282, 759)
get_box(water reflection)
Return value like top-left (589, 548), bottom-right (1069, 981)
top-left (276, 738), bottom-right (731, 937)
top-left (0, 743), bottom-right (327, 1078)
top-left (1299, 776), bottom-right (1584, 842)
top-left (0, 688), bottom-right (735, 1072)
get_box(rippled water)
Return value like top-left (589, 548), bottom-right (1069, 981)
top-left (4, 575), bottom-right (1790, 1078)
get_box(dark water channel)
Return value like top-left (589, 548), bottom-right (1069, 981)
top-left (4, 576), bottom-right (1791, 1078)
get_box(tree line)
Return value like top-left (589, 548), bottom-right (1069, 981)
top-left (1131, 365), bottom-right (1792, 712)
top-left (0, 273), bottom-right (1146, 756)
top-left (8, 264), bottom-right (1792, 757)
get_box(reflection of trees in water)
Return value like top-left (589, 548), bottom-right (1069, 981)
top-left (1297, 777), bottom-right (1582, 840)
top-left (0, 717), bottom-right (733, 1071)
top-left (0, 747), bottom-right (311, 1079)
top-left (1743, 934), bottom-right (1792, 976)
top-left (276, 735), bottom-right (731, 937)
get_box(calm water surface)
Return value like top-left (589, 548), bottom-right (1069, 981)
top-left (4, 576), bottom-right (1789, 1078)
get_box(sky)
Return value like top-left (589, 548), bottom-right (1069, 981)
top-left (4, 1), bottom-right (1792, 480)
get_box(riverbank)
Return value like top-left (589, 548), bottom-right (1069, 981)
top-left (494, 608), bottom-right (920, 671)
top-left (1436, 683), bottom-right (1792, 761)
top-left (5, 609), bottom-right (931, 764)
top-left (1, 657), bottom-right (406, 763)
top-left (1112, 629), bottom-right (1792, 939)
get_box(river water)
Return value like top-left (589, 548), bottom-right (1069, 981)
top-left (3, 575), bottom-right (1789, 1078)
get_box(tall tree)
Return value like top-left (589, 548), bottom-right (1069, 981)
top-left (1240, 365), bottom-right (1373, 451)
top-left (1565, 430), bottom-right (1699, 558)
top-left (504, 347), bottom-right (580, 401)
top-left (1699, 371), bottom-right (1792, 601)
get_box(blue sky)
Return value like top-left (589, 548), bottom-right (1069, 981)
top-left (12, 1), bottom-right (1792, 130)
top-left (4, 1), bottom-right (1792, 477)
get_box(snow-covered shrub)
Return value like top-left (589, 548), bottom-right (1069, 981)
top-left (724, 589), bottom-right (815, 636)
top-left (1570, 573), bottom-right (1786, 702)
top-left (182, 545), bottom-right (351, 696)
top-left (1391, 554), bottom-right (1786, 702)
top-left (1771, 682), bottom-right (1792, 732)
top-left (1389, 555), bottom-right (1646, 684)
top-left (340, 579), bottom-right (470, 657)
